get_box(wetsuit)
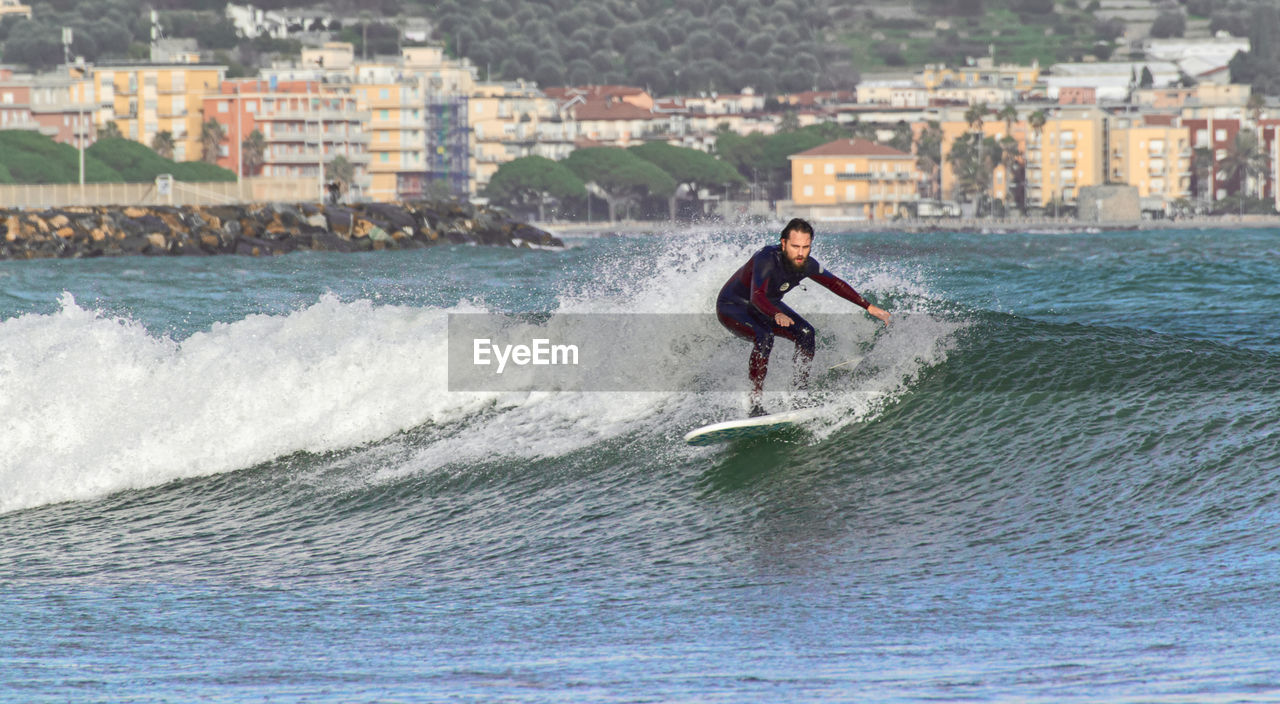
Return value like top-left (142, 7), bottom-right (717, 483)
top-left (717, 244), bottom-right (870, 401)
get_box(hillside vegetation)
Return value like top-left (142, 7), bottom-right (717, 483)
top-left (1, 0), bottom-right (1278, 95)
top-left (0, 132), bottom-right (235, 184)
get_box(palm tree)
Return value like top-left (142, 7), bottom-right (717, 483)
top-left (1191, 146), bottom-right (1213, 202)
top-left (915, 120), bottom-right (943, 200)
top-left (241, 129), bottom-right (266, 176)
top-left (151, 130), bottom-right (175, 160)
top-left (964, 102), bottom-right (988, 133)
top-left (999, 134), bottom-right (1024, 212)
top-left (100, 122), bottom-right (123, 140)
top-left (947, 132), bottom-right (1003, 208)
top-left (997, 103), bottom-right (1018, 135)
top-left (1220, 129), bottom-right (1269, 200)
top-left (200, 119), bottom-right (227, 164)
top-left (1028, 110), bottom-right (1047, 138)
top-left (1026, 110), bottom-right (1047, 207)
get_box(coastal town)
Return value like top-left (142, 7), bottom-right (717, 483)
top-left (0, 1), bottom-right (1276, 224)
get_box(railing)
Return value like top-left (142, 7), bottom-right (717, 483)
top-left (0, 178), bottom-right (328, 208)
top-left (835, 171), bottom-right (916, 181)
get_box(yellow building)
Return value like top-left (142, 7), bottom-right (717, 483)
top-left (93, 62), bottom-right (226, 162)
top-left (1107, 115), bottom-right (1192, 205)
top-left (789, 138), bottom-right (920, 220)
top-left (0, 0), bottom-right (32, 20)
top-left (470, 80), bottom-right (562, 191)
top-left (917, 58), bottom-right (1041, 94)
top-left (345, 75), bottom-right (429, 201)
top-left (1024, 107), bottom-right (1106, 208)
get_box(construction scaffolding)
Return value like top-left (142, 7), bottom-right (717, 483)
top-left (425, 95), bottom-right (471, 198)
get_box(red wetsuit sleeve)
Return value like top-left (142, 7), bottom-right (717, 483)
top-left (810, 269), bottom-right (871, 310)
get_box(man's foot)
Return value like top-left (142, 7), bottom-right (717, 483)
top-left (748, 402), bottom-right (768, 418)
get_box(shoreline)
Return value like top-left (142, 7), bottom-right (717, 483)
top-left (540, 215), bottom-right (1280, 237)
top-left (0, 201), bottom-right (562, 260)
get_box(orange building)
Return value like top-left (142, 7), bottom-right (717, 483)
top-left (204, 79), bottom-right (370, 198)
top-left (788, 138), bottom-right (920, 220)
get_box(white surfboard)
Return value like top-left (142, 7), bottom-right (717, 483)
top-left (684, 407), bottom-right (823, 446)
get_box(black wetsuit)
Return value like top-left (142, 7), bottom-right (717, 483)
top-left (717, 244), bottom-right (870, 398)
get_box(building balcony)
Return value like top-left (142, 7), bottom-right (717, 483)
top-left (256, 109), bottom-right (370, 123)
top-left (835, 171), bottom-right (916, 181)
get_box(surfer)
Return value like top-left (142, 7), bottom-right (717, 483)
top-left (717, 217), bottom-right (890, 417)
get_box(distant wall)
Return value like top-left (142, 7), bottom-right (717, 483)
top-left (1077, 185), bottom-right (1141, 222)
top-left (0, 178), bottom-right (324, 209)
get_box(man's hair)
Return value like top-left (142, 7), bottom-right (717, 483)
top-left (780, 217), bottom-right (814, 241)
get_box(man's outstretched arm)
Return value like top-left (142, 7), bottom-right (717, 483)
top-left (810, 270), bottom-right (891, 325)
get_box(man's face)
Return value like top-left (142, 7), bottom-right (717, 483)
top-left (780, 230), bottom-right (812, 270)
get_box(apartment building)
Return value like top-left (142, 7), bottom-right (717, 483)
top-left (94, 62), bottom-right (226, 162)
top-left (1107, 114), bottom-right (1192, 207)
top-left (917, 58), bottom-right (1042, 94)
top-left (471, 80), bottom-right (565, 190)
top-left (789, 138), bottom-right (920, 220)
top-left (0, 68), bottom-right (97, 148)
top-left (204, 78), bottom-right (370, 197)
top-left (1183, 116), bottom-right (1241, 202)
top-left (1025, 107), bottom-right (1106, 208)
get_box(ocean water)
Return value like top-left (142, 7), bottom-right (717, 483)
top-left (1, 226), bottom-right (1277, 702)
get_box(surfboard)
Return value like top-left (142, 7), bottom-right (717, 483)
top-left (684, 407), bottom-right (822, 446)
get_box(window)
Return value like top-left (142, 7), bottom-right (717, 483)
top-left (381, 152), bottom-right (389, 162)
top-left (846, 185), bottom-right (856, 200)
top-left (824, 163), bottom-right (834, 175)
top-left (246, 101), bottom-right (257, 113)
top-left (802, 163), bottom-right (813, 175)
top-left (380, 88), bottom-right (390, 100)
top-left (824, 185), bottom-right (835, 197)
top-left (803, 185), bottom-right (813, 196)
top-left (218, 101), bottom-right (228, 113)
top-left (381, 109), bottom-right (389, 120)
top-left (1, 93), bottom-right (10, 104)
top-left (1215, 128), bottom-right (1227, 141)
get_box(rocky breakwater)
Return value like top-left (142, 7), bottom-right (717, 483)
top-left (0, 201), bottom-right (562, 260)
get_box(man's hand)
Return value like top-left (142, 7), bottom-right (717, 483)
top-left (774, 312), bottom-right (794, 327)
top-left (867, 305), bottom-right (890, 325)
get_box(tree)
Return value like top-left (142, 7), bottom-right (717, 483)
top-left (629, 142), bottom-right (745, 219)
top-left (1191, 146), bottom-right (1213, 201)
top-left (324, 155), bottom-right (355, 194)
top-left (241, 129), bottom-right (266, 177)
top-left (999, 135), bottom-right (1025, 212)
top-left (100, 121), bottom-right (124, 140)
top-left (200, 119), bottom-right (226, 164)
top-left (888, 121), bottom-right (914, 153)
top-left (997, 104), bottom-right (1018, 134)
top-left (915, 121), bottom-right (944, 200)
top-left (1150, 11), bottom-right (1186, 39)
top-left (484, 155), bottom-right (586, 220)
top-left (964, 102), bottom-right (988, 132)
top-left (151, 131), bottom-right (175, 160)
top-left (563, 147), bottom-right (676, 221)
top-left (947, 132), bottom-right (1003, 208)
top-left (1220, 129), bottom-right (1268, 198)
top-left (1139, 65), bottom-right (1155, 89)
